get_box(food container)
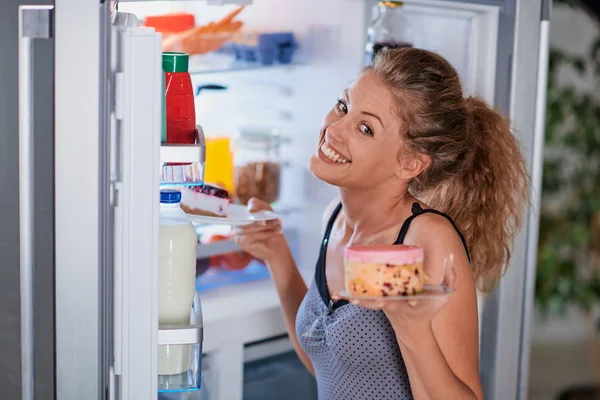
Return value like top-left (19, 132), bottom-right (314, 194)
top-left (233, 126), bottom-right (281, 205)
top-left (231, 32), bottom-right (298, 65)
top-left (160, 6), bottom-right (245, 56)
top-left (344, 244), bottom-right (428, 297)
top-left (144, 12), bottom-right (196, 35)
top-left (160, 126), bottom-right (206, 187)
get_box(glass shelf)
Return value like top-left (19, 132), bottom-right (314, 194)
top-left (119, 0), bottom-right (251, 4)
top-left (195, 227), bottom-right (298, 292)
top-left (189, 60), bottom-right (300, 75)
top-left (187, 52), bottom-right (301, 75)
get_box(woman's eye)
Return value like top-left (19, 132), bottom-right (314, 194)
top-left (335, 99), bottom-right (348, 114)
top-left (359, 123), bottom-right (374, 137)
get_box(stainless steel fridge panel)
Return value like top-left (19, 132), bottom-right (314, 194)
top-left (0, 1), bottom-right (55, 399)
top-left (54, 0), bottom-right (108, 398)
top-left (479, 0), bottom-right (545, 399)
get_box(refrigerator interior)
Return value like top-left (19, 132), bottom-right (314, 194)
top-left (111, 0), bottom-right (513, 399)
top-left (119, 0), bottom-right (500, 291)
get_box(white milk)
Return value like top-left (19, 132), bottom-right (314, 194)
top-left (158, 191), bottom-right (198, 376)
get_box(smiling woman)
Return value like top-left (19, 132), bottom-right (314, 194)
top-left (233, 47), bottom-right (529, 400)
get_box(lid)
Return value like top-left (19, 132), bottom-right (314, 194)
top-left (379, 1), bottom-right (404, 7)
top-left (162, 52), bottom-right (189, 73)
top-left (345, 244), bottom-right (423, 264)
top-left (160, 189), bottom-right (182, 203)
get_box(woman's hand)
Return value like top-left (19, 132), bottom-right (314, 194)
top-left (333, 256), bottom-right (457, 338)
top-left (232, 198), bottom-right (290, 265)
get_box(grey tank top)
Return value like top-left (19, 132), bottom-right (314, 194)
top-left (295, 202), bottom-right (470, 400)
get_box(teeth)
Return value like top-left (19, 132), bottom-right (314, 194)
top-left (320, 143), bottom-right (348, 164)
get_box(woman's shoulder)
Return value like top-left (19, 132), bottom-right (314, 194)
top-left (402, 209), bottom-right (470, 280)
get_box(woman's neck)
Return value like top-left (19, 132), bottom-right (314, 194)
top-left (338, 186), bottom-right (415, 236)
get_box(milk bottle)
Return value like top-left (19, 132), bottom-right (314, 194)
top-left (158, 189), bottom-right (198, 375)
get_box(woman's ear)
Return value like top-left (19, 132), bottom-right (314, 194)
top-left (395, 153), bottom-right (430, 180)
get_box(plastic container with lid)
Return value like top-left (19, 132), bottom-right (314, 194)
top-left (158, 189), bottom-right (198, 377)
top-left (233, 126), bottom-right (281, 205)
top-left (164, 52), bottom-right (196, 144)
top-left (364, 1), bottom-right (418, 65)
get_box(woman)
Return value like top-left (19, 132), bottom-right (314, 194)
top-left (233, 48), bottom-right (529, 400)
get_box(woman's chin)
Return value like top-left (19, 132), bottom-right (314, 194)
top-left (308, 155), bottom-right (347, 186)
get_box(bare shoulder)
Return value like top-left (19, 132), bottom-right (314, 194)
top-left (402, 212), bottom-right (470, 283)
top-left (321, 197), bottom-right (341, 234)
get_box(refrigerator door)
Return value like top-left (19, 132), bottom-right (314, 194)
top-left (53, 0), bottom-right (111, 398)
top-left (0, 1), bottom-right (55, 399)
top-left (479, 0), bottom-right (547, 399)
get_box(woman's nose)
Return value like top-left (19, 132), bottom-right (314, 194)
top-left (326, 119), bottom-right (348, 144)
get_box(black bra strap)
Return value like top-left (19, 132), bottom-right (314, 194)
top-left (395, 202), bottom-right (471, 263)
top-left (315, 203), bottom-right (344, 309)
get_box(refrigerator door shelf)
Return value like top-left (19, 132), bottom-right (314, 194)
top-left (159, 326), bottom-right (203, 346)
top-left (161, 125), bottom-right (207, 164)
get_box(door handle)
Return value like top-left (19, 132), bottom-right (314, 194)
top-left (518, 1), bottom-right (551, 398)
top-left (18, 6), bottom-right (54, 400)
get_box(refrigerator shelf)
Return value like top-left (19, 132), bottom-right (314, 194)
top-left (195, 226), bottom-right (297, 259)
top-left (189, 60), bottom-right (301, 75)
top-left (120, 0), bottom-right (251, 4)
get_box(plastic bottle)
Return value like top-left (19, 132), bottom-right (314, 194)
top-left (365, 1), bottom-right (417, 65)
top-left (158, 189), bottom-right (198, 375)
top-left (163, 52), bottom-right (196, 144)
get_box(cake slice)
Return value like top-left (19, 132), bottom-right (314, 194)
top-left (179, 184), bottom-right (231, 217)
top-left (344, 244), bottom-right (428, 297)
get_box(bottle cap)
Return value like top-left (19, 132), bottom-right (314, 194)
top-left (160, 189), bottom-right (182, 203)
top-left (379, 1), bottom-right (404, 7)
top-left (162, 52), bottom-right (189, 73)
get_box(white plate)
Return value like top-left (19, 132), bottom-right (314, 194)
top-left (339, 284), bottom-right (455, 301)
top-left (187, 204), bottom-right (279, 226)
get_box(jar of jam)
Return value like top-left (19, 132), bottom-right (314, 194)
top-left (233, 127), bottom-right (281, 205)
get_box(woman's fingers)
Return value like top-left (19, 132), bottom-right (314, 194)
top-left (233, 229), bottom-right (282, 245)
top-left (232, 220), bottom-right (280, 235)
top-left (247, 197), bottom-right (273, 213)
top-left (331, 292), bottom-right (386, 310)
top-left (440, 253), bottom-right (457, 288)
top-left (350, 299), bottom-right (385, 310)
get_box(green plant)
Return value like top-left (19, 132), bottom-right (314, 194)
top-left (535, 19), bottom-right (600, 320)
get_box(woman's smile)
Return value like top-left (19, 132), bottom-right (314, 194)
top-left (318, 141), bottom-right (351, 164)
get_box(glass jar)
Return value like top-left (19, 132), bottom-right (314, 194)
top-left (365, 1), bottom-right (417, 65)
top-left (233, 127), bottom-right (281, 206)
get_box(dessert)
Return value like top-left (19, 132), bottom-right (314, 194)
top-left (344, 244), bottom-right (428, 297)
top-left (179, 184), bottom-right (231, 217)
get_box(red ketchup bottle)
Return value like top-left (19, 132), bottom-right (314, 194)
top-left (163, 52), bottom-right (196, 144)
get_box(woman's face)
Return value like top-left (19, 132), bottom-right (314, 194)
top-left (308, 72), bottom-right (408, 190)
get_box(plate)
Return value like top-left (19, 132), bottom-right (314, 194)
top-left (187, 204), bottom-right (279, 226)
top-left (339, 284), bottom-right (455, 301)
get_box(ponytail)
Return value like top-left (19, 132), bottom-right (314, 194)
top-left (371, 48), bottom-right (530, 292)
top-left (426, 97), bottom-right (530, 292)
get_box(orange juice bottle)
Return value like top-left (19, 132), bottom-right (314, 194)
top-left (204, 136), bottom-right (234, 194)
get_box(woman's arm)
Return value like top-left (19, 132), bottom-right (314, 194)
top-left (268, 197), bottom-right (340, 376)
top-left (391, 214), bottom-right (483, 400)
top-left (234, 198), bottom-right (340, 376)
top-left (265, 248), bottom-right (313, 374)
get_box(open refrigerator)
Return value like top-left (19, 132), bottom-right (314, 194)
top-left (0, 0), bottom-right (551, 399)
